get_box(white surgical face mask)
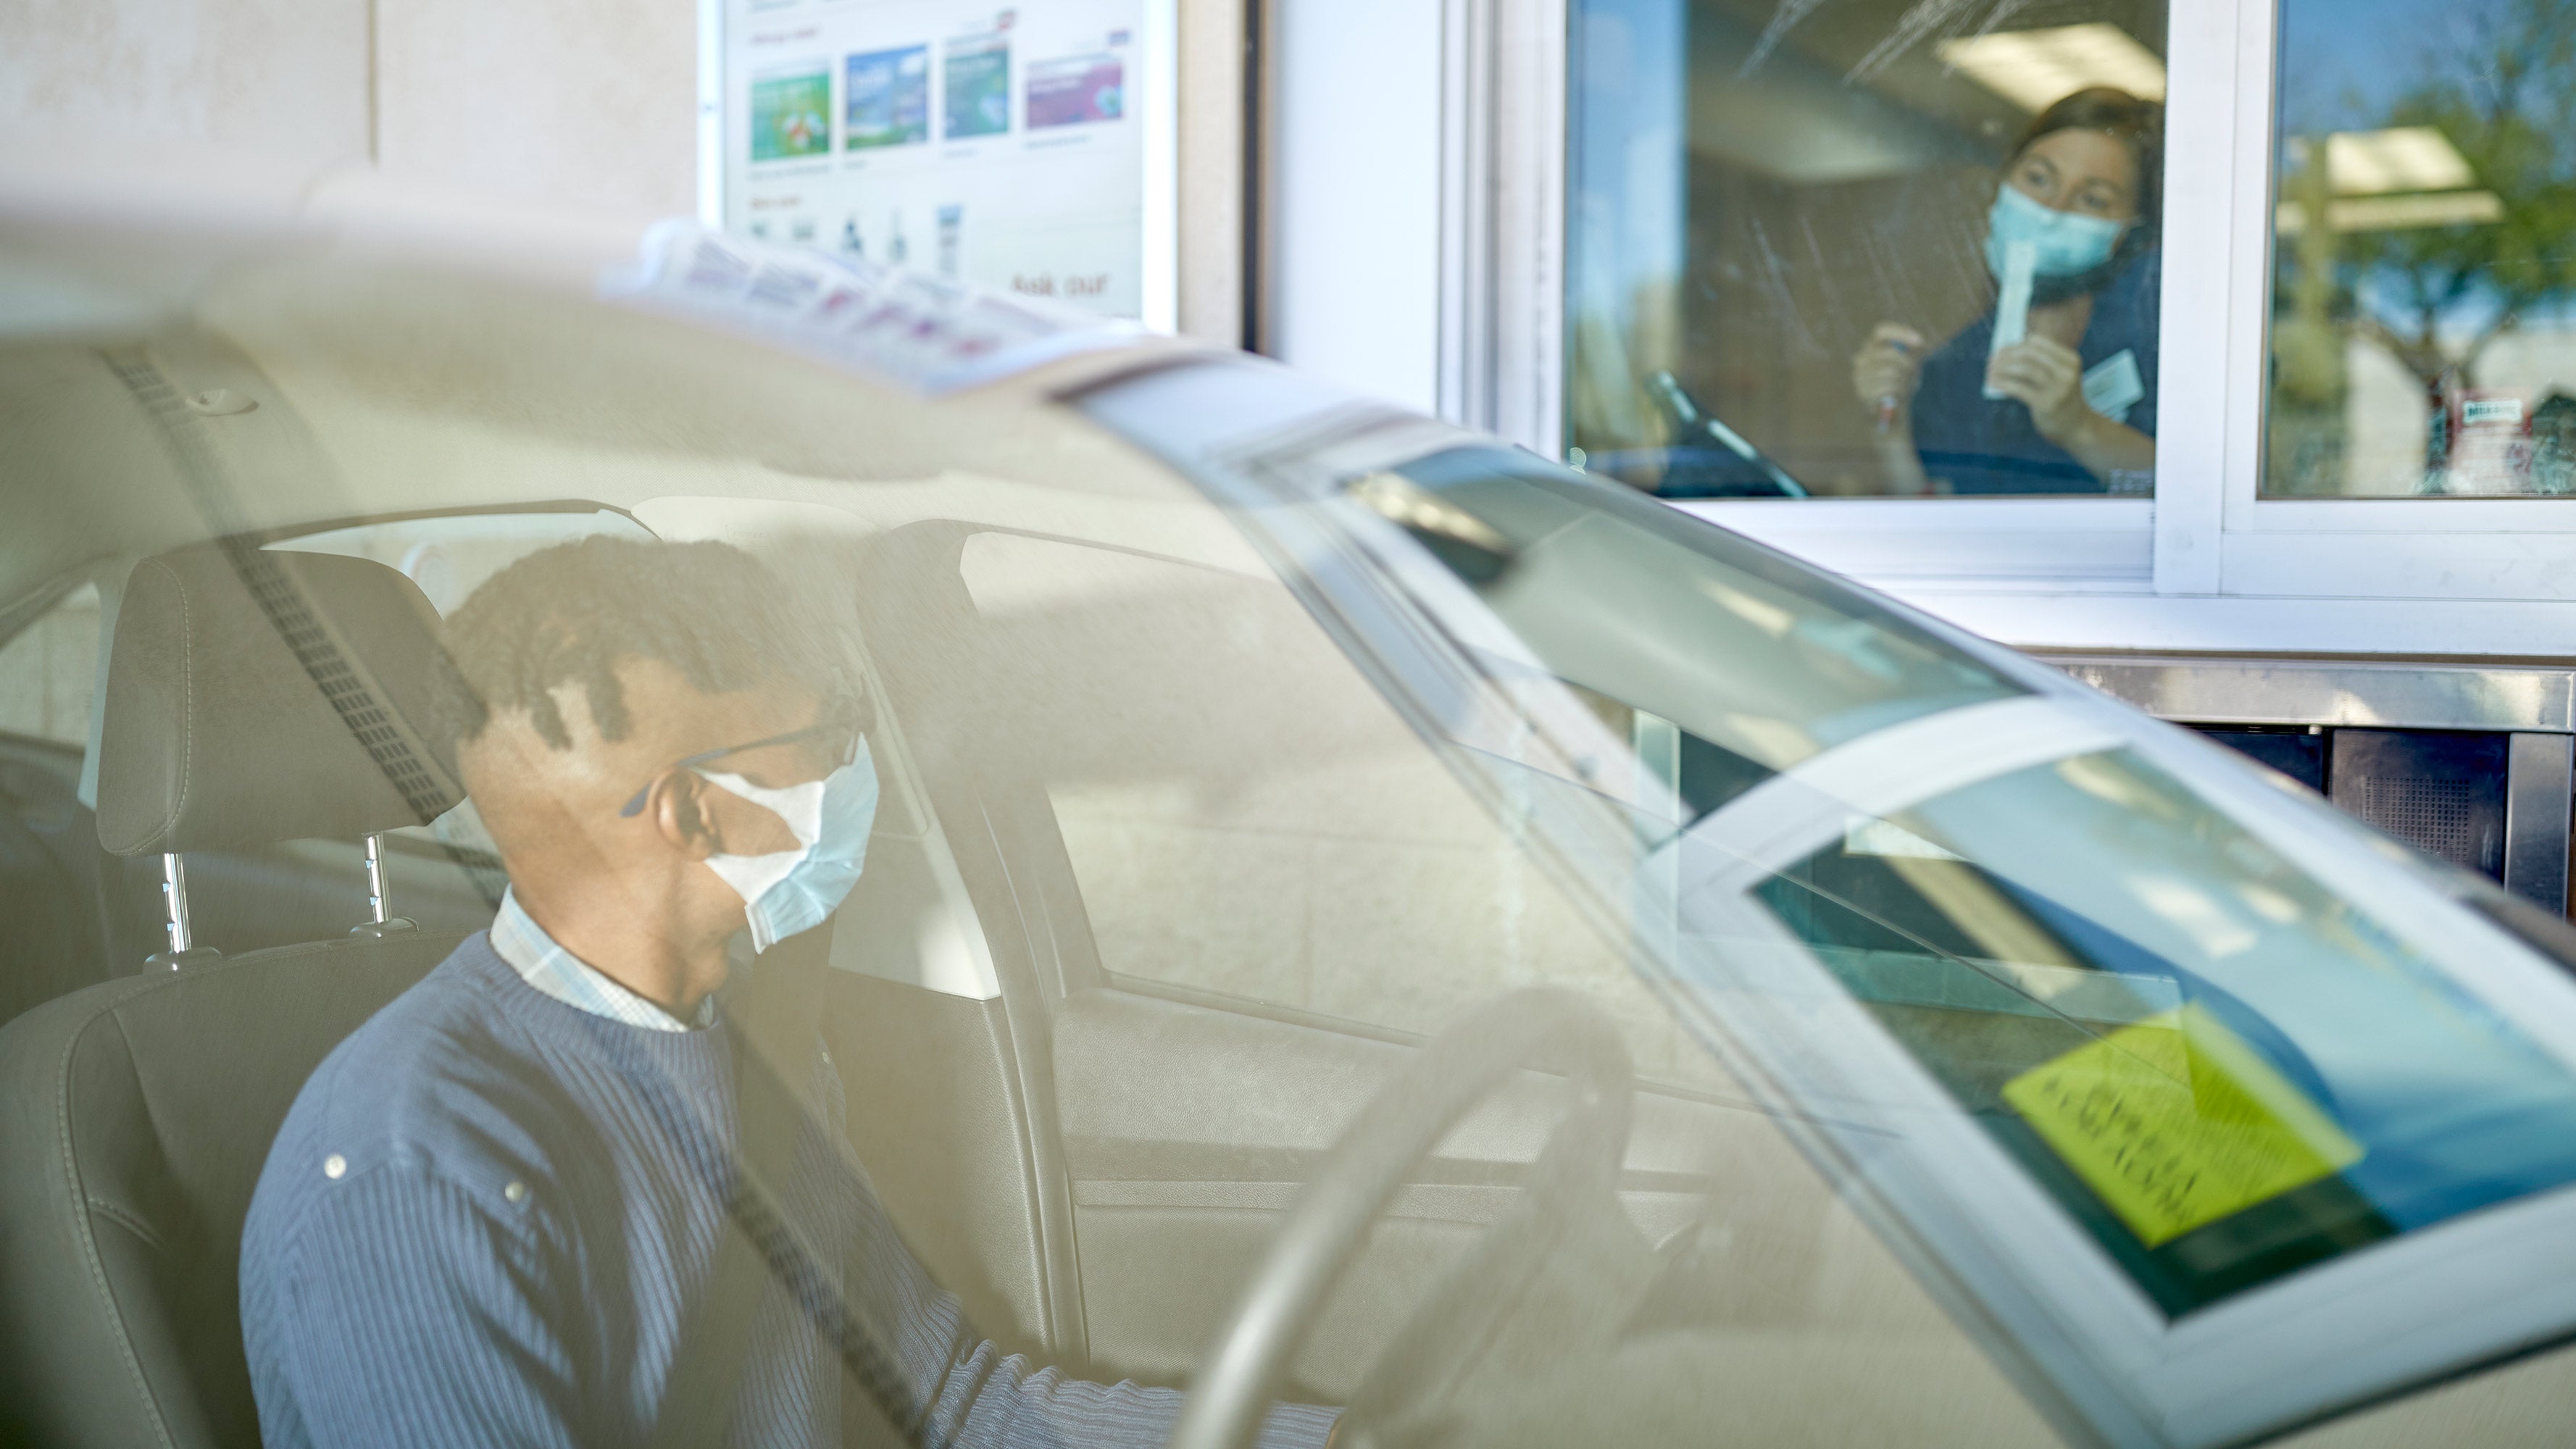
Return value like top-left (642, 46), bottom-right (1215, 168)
top-left (1984, 182), bottom-right (2129, 282)
top-left (696, 739), bottom-right (880, 952)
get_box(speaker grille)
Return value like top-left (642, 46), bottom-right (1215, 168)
top-left (2360, 776), bottom-right (2479, 870)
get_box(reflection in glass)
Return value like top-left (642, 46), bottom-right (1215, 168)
top-left (1376, 448), bottom-right (2023, 802)
top-left (1754, 749), bottom-right (2576, 1314)
top-left (1566, 0), bottom-right (2168, 498)
top-left (2267, 0), bottom-right (2576, 497)
top-left (1304, 443), bottom-right (2576, 1318)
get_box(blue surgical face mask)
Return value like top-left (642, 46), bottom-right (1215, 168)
top-left (1984, 182), bottom-right (2129, 282)
top-left (696, 739), bottom-right (880, 952)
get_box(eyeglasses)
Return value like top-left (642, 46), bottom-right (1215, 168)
top-left (617, 703), bottom-right (869, 819)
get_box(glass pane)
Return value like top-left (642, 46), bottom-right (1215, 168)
top-left (265, 509), bottom-right (654, 615)
top-left (1567, 0), bottom-right (2168, 498)
top-left (1754, 748), bottom-right (2576, 1314)
top-left (0, 581), bottom-right (101, 751)
top-left (263, 509), bottom-right (659, 901)
top-left (1316, 443), bottom-right (2576, 1320)
top-left (2265, 0), bottom-right (2576, 497)
top-left (1372, 448), bottom-right (2025, 801)
top-left (961, 531), bottom-right (1730, 1088)
top-left (14, 206), bottom-right (2576, 1449)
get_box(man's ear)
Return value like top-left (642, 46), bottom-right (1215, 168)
top-left (645, 769), bottom-right (723, 861)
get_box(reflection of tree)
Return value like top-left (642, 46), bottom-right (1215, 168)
top-left (2277, 0), bottom-right (2576, 488)
top-left (2353, 4), bottom-right (2576, 387)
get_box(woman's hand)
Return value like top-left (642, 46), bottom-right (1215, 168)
top-left (1989, 334), bottom-right (2156, 483)
top-left (1986, 335), bottom-right (2095, 446)
top-left (1852, 322), bottom-right (1927, 427)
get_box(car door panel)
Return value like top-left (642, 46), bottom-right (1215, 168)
top-left (1049, 985), bottom-right (1870, 1399)
top-left (848, 513), bottom-right (2013, 1418)
top-left (824, 968), bottom-right (1056, 1361)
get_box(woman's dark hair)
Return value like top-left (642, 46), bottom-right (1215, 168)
top-left (2009, 85), bottom-right (2164, 229)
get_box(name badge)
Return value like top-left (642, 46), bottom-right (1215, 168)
top-left (2083, 348), bottom-right (2147, 425)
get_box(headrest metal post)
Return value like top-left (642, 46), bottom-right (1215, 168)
top-left (161, 853), bottom-right (193, 959)
top-left (364, 832), bottom-right (391, 925)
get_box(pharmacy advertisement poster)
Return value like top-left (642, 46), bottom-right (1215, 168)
top-left (717, 0), bottom-right (1169, 324)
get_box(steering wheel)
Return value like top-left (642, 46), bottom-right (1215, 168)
top-left (1164, 989), bottom-right (1635, 1449)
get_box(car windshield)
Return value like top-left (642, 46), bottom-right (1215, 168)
top-left (1243, 443), bottom-right (2576, 1314)
top-left (10, 222), bottom-right (2576, 1449)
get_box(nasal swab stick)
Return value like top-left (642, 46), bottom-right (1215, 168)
top-left (1985, 238), bottom-right (2036, 401)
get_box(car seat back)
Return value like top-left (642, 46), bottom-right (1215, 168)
top-left (0, 542), bottom-right (472, 1447)
top-left (0, 932), bottom-right (464, 1448)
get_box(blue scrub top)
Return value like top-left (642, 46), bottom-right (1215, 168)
top-left (1910, 249), bottom-right (2161, 496)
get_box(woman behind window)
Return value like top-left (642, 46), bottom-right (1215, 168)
top-left (1851, 88), bottom-right (2164, 496)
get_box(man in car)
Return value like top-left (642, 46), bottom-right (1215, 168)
top-left (238, 537), bottom-right (1337, 1448)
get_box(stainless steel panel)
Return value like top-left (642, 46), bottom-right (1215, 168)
top-left (2506, 733), bottom-right (2575, 915)
top-left (2330, 730), bottom-right (2509, 880)
top-left (2043, 655), bottom-right (2576, 734)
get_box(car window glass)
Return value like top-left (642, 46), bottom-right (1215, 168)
top-left (265, 508), bottom-right (655, 614)
top-left (0, 252), bottom-right (2074, 1449)
top-left (1369, 447), bottom-right (2023, 825)
top-left (961, 531), bottom-right (1730, 1087)
top-left (1567, 0), bottom-right (2168, 498)
top-left (264, 508), bottom-right (657, 879)
top-left (0, 581), bottom-right (101, 752)
top-left (1747, 746), bottom-right (2576, 1314)
top-left (1315, 440), bottom-right (2576, 1320)
top-left (35, 234), bottom-right (2576, 1449)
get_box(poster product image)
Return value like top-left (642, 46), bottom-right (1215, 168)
top-left (846, 46), bottom-right (930, 149)
top-left (750, 67), bottom-right (834, 162)
top-left (1026, 53), bottom-right (1122, 128)
top-left (943, 33), bottom-right (1012, 139)
top-left (938, 204), bottom-right (963, 277)
top-left (716, 0), bottom-right (1173, 325)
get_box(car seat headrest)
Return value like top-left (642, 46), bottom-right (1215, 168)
top-left (96, 543), bottom-right (467, 856)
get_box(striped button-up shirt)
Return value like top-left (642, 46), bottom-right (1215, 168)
top-left (488, 888), bottom-right (717, 1032)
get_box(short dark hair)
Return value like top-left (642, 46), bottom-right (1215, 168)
top-left (2010, 86), bottom-right (2164, 232)
top-left (443, 536), bottom-right (846, 751)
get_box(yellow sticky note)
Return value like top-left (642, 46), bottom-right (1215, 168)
top-left (2002, 1004), bottom-right (2362, 1248)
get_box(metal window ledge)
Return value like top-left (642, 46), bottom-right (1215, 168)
top-left (2038, 654), bottom-right (2576, 735)
top-left (2037, 653), bottom-right (2574, 915)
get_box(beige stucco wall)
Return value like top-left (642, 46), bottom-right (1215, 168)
top-left (4, 0), bottom-right (1248, 340)
top-left (374, 0), bottom-right (697, 215)
top-left (0, 0), bottom-right (374, 167)
top-left (1, 0), bottom-right (695, 214)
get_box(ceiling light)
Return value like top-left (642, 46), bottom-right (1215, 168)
top-left (2274, 189), bottom-right (2504, 234)
top-left (2323, 127), bottom-right (2475, 195)
top-left (1935, 23), bottom-right (2168, 113)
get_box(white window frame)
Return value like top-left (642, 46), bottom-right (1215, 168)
top-left (2196, 0), bottom-right (2576, 604)
top-left (1462, 0), bottom-right (2576, 656)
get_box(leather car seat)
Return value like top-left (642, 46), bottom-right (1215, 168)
top-left (0, 543), bottom-right (475, 1449)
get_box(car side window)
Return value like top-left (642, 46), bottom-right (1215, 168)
top-left (0, 582), bottom-right (103, 752)
top-left (962, 531), bottom-right (1724, 1087)
top-left (266, 508), bottom-right (654, 615)
top-left (265, 508), bottom-right (658, 882)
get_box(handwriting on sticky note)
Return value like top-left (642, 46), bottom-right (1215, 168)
top-left (2002, 1005), bottom-right (2362, 1248)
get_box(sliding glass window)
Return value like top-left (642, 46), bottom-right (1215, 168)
top-left (1567, 0), bottom-right (2171, 499)
top-left (2266, 0), bottom-right (2576, 498)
